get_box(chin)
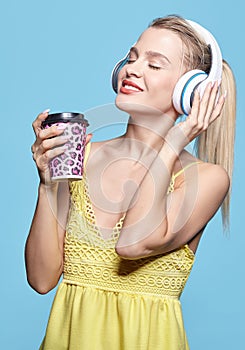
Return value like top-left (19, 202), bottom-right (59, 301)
top-left (115, 97), bottom-right (164, 117)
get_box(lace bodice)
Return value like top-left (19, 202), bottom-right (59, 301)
top-left (63, 166), bottom-right (195, 299)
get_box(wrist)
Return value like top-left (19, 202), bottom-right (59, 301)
top-left (159, 140), bottom-right (181, 165)
top-left (39, 181), bottom-right (59, 196)
top-left (163, 129), bottom-right (189, 157)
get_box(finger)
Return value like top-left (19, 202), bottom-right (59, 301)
top-left (35, 134), bottom-right (69, 159)
top-left (85, 133), bottom-right (93, 145)
top-left (32, 109), bottom-right (50, 135)
top-left (38, 123), bottom-right (67, 141)
top-left (197, 82), bottom-right (213, 123)
top-left (36, 144), bottom-right (68, 167)
top-left (32, 124), bottom-right (66, 157)
top-left (209, 92), bottom-right (226, 124)
top-left (45, 145), bottom-right (68, 161)
top-left (31, 143), bottom-right (36, 154)
top-left (182, 89), bottom-right (200, 138)
top-left (189, 89), bottom-right (200, 122)
top-left (203, 81), bottom-right (220, 128)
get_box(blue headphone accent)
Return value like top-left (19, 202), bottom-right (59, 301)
top-left (181, 72), bottom-right (207, 115)
top-left (111, 54), bottom-right (129, 93)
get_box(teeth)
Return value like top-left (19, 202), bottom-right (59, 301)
top-left (124, 84), bottom-right (141, 91)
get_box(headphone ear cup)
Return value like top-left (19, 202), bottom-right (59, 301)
top-left (172, 69), bottom-right (208, 115)
top-left (111, 54), bottom-right (129, 93)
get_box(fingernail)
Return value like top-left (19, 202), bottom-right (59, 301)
top-left (223, 90), bottom-right (227, 98)
top-left (57, 123), bottom-right (67, 130)
top-left (60, 136), bottom-right (69, 141)
top-left (42, 108), bottom-right (50, 114)
top-left (61, 145), bottom-right (69, 151)
top-left (212, 81), bottom-right (218, 88)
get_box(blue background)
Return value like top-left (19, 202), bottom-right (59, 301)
top-left (0, 0), bottom-right (244, 349)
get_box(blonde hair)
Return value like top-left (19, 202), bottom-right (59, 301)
top-left (150, 15), bottom-right (236, 230)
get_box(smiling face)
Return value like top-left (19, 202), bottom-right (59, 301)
top-left (115, 27), bottom-right (186, 119)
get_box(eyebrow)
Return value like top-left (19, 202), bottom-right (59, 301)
top-left (130, 47), bottom-right (171, 64)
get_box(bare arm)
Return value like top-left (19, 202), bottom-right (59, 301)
top-left (25, 111), bottom-right (71, 294)
top-left (25, 181), bottom-right (70, 294)
top-left (116, 82), bottom-right (228, 258)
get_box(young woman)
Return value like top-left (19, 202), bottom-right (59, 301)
top-left (25, 15), bottom-right (236, 350)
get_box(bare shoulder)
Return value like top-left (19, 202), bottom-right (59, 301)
top-left (86, 137), bottom-right (123, 172)
top-left (89, 136), bottom-right (122, 153)
top-left (181, 150), bottom-right (229, 185)
top-left (198, 162), bottom-right (230, 189)
top-left (177, 150), bottom-right (230, 199)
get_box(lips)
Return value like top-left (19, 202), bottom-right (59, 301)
top-left (120, 80), bottom-right (143, 94)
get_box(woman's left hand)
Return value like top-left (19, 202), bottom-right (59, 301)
top-left (165, 81), bottom-right (226, 154)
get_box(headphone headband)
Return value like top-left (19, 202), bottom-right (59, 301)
top-left (186, 20), bottom-right (223, 96)
top-left (172, 19), bottom-right (223, 114)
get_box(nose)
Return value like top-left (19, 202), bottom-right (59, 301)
top-left (125, 60), bottom-right (143, 78)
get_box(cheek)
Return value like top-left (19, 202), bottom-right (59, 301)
top-left (148, 77), bottom-right (178, 114)
top-left (151, 82), bottom-right (172, 103)
top-left (151, 74), bottom-right (178, 99)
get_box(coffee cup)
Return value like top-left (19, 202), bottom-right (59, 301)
top-left (41, 112), bottom-right (89, 181)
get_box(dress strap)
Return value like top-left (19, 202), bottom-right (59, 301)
top-left (167, 161), bottom-right (201, 194)
top-left (172, 161), bottom-right (201, 180)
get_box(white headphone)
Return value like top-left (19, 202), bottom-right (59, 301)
top-left (111, 19), bottom-right (223, 115)
top-left (172, 20), bottom-right (223, 115)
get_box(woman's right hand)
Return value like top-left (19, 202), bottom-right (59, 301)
top-left (31, 110), bottom-right (93, 186)
top-left (31, 110), bottom-right (69, 186)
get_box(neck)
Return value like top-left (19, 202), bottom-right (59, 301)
top-left (123, 112), bottom-right (176, 151)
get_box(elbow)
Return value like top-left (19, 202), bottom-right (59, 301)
top-left (27, 280), bottom-right (52, 295)
top-left (25, 254), bottom-right (63, 294)
top-left (115, 243), bottom-right (152, 260)
top-left (115, 226), bottom-right (169, 259)
top-left (26, 274), bottom-right (60, 295)
top-left (32, 286), bottom-right (52, 295)
top-left (27, 280), bottom-right (57, 295)
top-left (115, 211), bottom-right (169, 259)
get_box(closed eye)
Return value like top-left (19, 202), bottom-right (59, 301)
top-left (127, 59), bottom-right (136, 64)
top-left (148, 64), bottom-right (161, 70)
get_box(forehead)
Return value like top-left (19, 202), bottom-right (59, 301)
top-left (136, 27), bottom-right (184, 61)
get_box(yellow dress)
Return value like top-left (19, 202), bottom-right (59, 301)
top-left (39, 143), bottom-right (195, 350)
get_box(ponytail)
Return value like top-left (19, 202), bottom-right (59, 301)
top-left (195, 60), bottom-right (236, 230)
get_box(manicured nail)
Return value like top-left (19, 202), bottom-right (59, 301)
top-left (57, 123), bottom-right (67, 130)
top-left (60, 136), bottom-right (69, 142)
top-left (61, 145), bottom-right (69, 152)
top-left (42, 108), bottom-right (50, 114)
